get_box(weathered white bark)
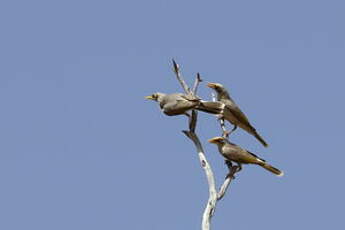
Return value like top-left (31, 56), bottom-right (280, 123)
top-left (172, 60), bottom-right (239, 230)
top-left (183, 130), bottom-right (217, 230)
top-left (217, 176), bottom-right (232, 200)
top-left (172, 59), bottom-right (191, 94)
top-left (217, 163), bottom-right (238, 200)
top-left (183, 129), bottom-right (238, 230)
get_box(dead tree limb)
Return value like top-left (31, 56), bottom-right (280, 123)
top-left (192, 73), bottom-right (203, 95)
top-left (183, 128), bottom-right (217, 230)
top-left (172, 60), bottom-right (238, 230)
top-left (217, 162), bottom-right (239, 200)
top-left (172, 59), bottom-right (191, 94)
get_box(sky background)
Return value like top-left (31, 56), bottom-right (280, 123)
top-left (0, 0), bottom-right (344, 229)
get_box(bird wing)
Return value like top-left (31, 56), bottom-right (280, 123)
top-left (222, 99), bottom-right (252, 127)
top-left (247, 150), bottom-right (266, 162)
top-left (162, 95), bottom-right (199, 115)
top-left (180, 93), bottom-right (200, 102)
top-left (224, 143), bottom-right (263, 164)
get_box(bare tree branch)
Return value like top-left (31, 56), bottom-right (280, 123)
top-left (172, 59), bottom-right (191, 94)
top-left (218, 162), bottom-right (239, 200)
top-left (182, 116), bottom-right (217, 230)
top-left (189, 110), bottom-right (198, 133)
top-left (171, 60), bottom-right (239, 230)
top-left (192, 73), bottom-right (203, 95)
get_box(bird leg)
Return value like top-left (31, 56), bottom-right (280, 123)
top-left (225, 125), bottom-right (237, 137)
top-left (225, 160), bottom-right (233, 168)
top-left (218, 117), bottom-right (229, 138)
top-left (225, 160), bottom-right (238, 179)
top-left (235, 163), bottom-right (242, 172)
top-left (217, 117), bottom-right (238, 138)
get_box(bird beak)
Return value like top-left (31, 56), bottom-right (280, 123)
top-left (208, 138), bottom-right (216, 144)
top-left (208, 137), bottom-right (223, 144)
top-left (207, 82), bottom-right (217, 89)
top-left (145, 95), bottom-right (154, 100)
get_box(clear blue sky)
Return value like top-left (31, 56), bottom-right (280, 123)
top-left (0, 0), bottom-right (344, 229)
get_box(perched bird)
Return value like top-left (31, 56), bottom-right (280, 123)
top-left (208, 137), bottom-right (283, 176)
top-left (145, 92), bottom-right (224, 116)
top-left (207, 82), bottom-right (268, 147)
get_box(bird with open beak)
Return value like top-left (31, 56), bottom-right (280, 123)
top-left (145, 92), bottom-right (224, 116)
top-left (208, 137), bottom-right (283, 176)
top-left (207, 82), bottom-right (268, 147)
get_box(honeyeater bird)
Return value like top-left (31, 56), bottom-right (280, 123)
top-left (145, 92), bottom-right (224, 116)
top-left (207, 82), bottom-right (268, 147)
top-left (208, 136), bottom-right (283, 176)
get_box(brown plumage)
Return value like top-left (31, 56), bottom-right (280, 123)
top-left (145, 92), bottom-right (224, 116)
top-left (207, 82), bottom-right (268, 147)
top-left (208, 137), bottom-right (283, 176)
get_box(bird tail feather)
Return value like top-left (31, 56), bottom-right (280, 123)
top-left (254, 131), bottom-right (269, 148)
top-left (196, 101), bottom-right (224, 114)
top-left (259, 162), bottom-right (284, 176)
